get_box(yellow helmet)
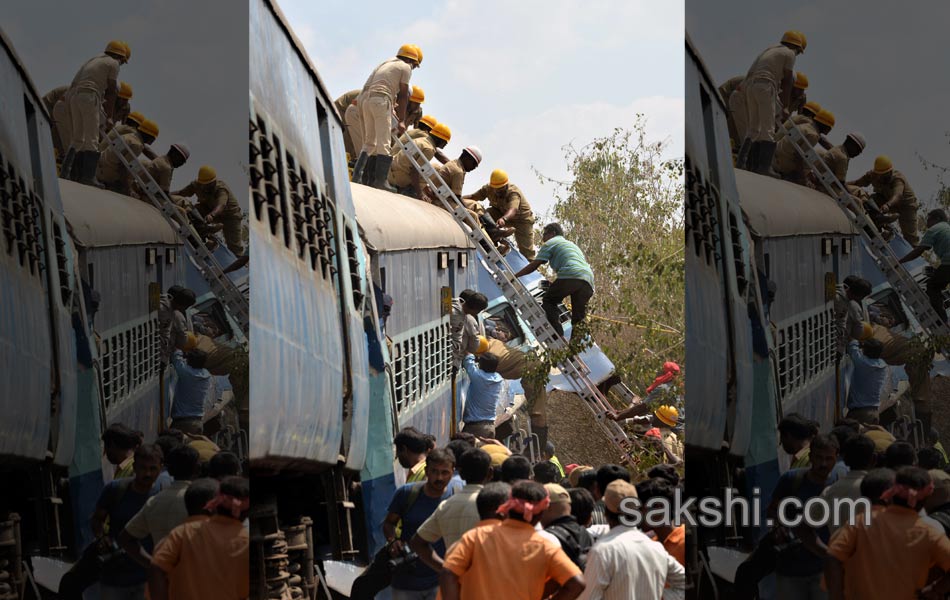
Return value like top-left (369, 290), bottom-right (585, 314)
top-left (430, 122), bottom-right (451, 142)
top-left (409, 85), bottom-right (425, 104)
top-left (655, 405), bottom-right (679, 427)
top-left (794, 72), bottom-right (808, 89)
top-left (117, 81), bottom-right (133, 100)
top-left (814, 109), bottom-right (835, 128)
top-left (126, 111), bottom-right (145, 125)
top-left (410, 44), bottom-right (423, 65)
top-left (475, 335), bottom-right (489, 355)
top-left (858, 322), bottom-right (874, 341)
top-left (105, 40), bottom-right (130, 60)
top-left (418, 114), bottom-right (437, 130)
top-left (138, 119), bottom-right (159, 138)
top-left (781, 30), bottom-right (806, 51)
top-left (197, 165), bottom-right (217, 185)
top-left (183, 332), bottom-right (198, 352)
top-left (802, 100), bottom-right (821, 116)
top-left (489, 169), bottom-right (509, 188)
top-left (873, 155), bottom-right (893, 175)
top-left (397, 44), bottom-right (421, 65)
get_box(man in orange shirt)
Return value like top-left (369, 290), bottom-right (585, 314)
top-left (149, 476), bottom-right (250, 600)
top-left (440, 481), bottom-right (585, 600)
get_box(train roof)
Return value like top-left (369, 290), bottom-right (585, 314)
top-left (736, 169), bottom-right (856, 238)
top-left (686, 32), bottom-right (728, 111)
top-left (0, 27), bottom-right (50, 120)
top-left (60, 179), bottom-right (179, 247)
top-left (351, 183), bottom-right (475, 252)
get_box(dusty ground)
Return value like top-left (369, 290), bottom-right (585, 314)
top-left (546, 389), bottom-right (630, 469)
top-left (929, 377), bottom-right (950, 444)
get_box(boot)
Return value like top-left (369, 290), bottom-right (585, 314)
top-left (757, 141), bottom-right (779, 178)
top-left (60, 148), bottom-right (77, 180)
top-left (746, 142), bottom-right (759, 173)
top-left (372, 155), bottom-right (396, 192)
top-left (352, 151), bottom-right (368, 184)
top-left (79, 151), bottom-right (104, 188)
top-left (361, 155), bottom-right (376, 185)
top-left (735, 138), bottom-right (752, 170)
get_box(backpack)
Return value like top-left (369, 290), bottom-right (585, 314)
top-left (546, 518), bottom-right (593, 570)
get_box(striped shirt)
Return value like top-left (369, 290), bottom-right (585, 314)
top-left (415, 483), bottom-right (483, 547)
top-left (535, 236), bottom-right (594, 289)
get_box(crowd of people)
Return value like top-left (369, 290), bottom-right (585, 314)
top-left (44, 39), bottom-right (247, 263)
top-left (59, 422), bottom-right (249, 600)
top-left (350, 426), bottom-right (686, 599)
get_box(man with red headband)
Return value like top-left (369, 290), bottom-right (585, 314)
top-left (440, 480), bottom-right (585, 599)
top-left (827, 466), bottom-right (950, 599)
top-left (607, 361), bottom-right (681, 422)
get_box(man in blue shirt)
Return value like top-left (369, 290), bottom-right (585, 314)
top-left (461, 353), bottom-right (504, 439)
top-left (514, 222), bottom-right (594, 338)
top-left (170, 349), bottom-right (212, 434)
top-left (846, 338), bottom-right (887, 425)
top-left (900, 208), bottom-right (950, 325)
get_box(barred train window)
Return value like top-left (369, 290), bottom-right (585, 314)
top-left (101, 317), bottom-right (160, 409)
top-left (53, 221), bottom-right (71, 306)
top-left (776, 307), bottom-right (835, 400)
top-left (1, 155), bottom-right (15, 255)
top-left (248, 114), bottom-right (287, 243)
top-left (393, 322), bottom-right (452, 413)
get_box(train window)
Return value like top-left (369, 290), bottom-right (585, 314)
top-left (344, 226), bottom-right (364, 310)
top-left (315, 99), bottom-right (335, 195)
top-left (699, 86), bottom-right (721, 190)
top-left (249, 116), bottom-right (267, 222)
top-left (392, 321), bottom-right (452, 415)
top-left (316, 186), bottom-right (337, 280)
top-left (729, 213), bottom-right (747, 295)
top-left (53, 221), bottom-right (71, 306)
top-left (775, 307), bottom-right (835, 401)
top-left (1, 155), bottom-right (13, 255)
top-left (101, 317), bottom-right (160, 409)
top-left (272, 135), bottom-right (292, 248)
top-left (24, 96), bottom-right (45, 198)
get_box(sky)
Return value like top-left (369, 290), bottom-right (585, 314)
top-left (688, 0), bottom-right (950, 208)
top-left (4, 0), bottom-right (248, 208)
top-left (279, 0), bottom-right (684, 219)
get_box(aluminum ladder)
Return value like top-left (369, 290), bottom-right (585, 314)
top-left (389, 127), bottom-right (645, 464)
top-left (781, 119), bottom-right (950, 342)
top-left (106, 128), bottom-right (250, 334)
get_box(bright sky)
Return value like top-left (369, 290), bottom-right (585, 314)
top-left (280, 0), bottom-right (684, 220)
top-left (688, 0), bottom-right (950, 208)
top-left (4, 0), bottom-right (247, 208)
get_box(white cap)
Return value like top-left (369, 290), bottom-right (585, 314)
top-left (846, 132), bottom-right (866, 152)
top-left (463, 145), bottom-right (483, 166)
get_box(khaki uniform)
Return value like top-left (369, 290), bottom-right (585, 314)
top-left (435, 159), bottom-right (483, 217)
top-left (114, 99), bottom-right (130, 125)
top-left (66, 53), bottom-right (120, 152)
top-left (788, 91), bottom-right (806, 116)
top-left (773, 119), bottom-right (818, 182)
top-left (872, 324), bottom-right (932, 415)
top-left (486, 338), bottom-right (547, 427)
top-left (821, 145), bottom-right (851, 184)
top-left (741, 44), bottom-right (796, 142)
top-left (405, 103), bottom-right (423, 129)
top-left (195, 334), bottom-right (249, 430)
top-left (176, 179), bottom-right (245, 255)
top-left (469, 183), bottom-right (536, 259)
top-left (42, 85), bottom-right (68, 114)
top-left (335, 89), bottom-right (361, 157)
top-left (407, 128), bottom-right (428, 140)
top-left (851, 169), bottom-right (920, 244)
top-left (389, 135), bottom-right (435, 190)
top-left (728, 83), bottom-right (749, 143)
top-left (344, 101), bottom-right (364, 158)
top-left (96, 131), bottom-right (143, 194)
top-left (51, 98), bottom-right (72, 155)
top-left (146, 154), bottom-right (176, 194)
top-left (359, 58), bottom-right (411, 156)
top-left (718, 75), bottom-right (744, 143)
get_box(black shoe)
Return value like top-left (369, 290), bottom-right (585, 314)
top-left (361, 155), bottom-right (376, 185)
top-left (757, 142), bottom-right (779, 177)
top-left (373, 155), bottom-right (396, 192)
top-left (79, 152), bottom-right (104, 188)
top-left (736, 138), bottom-right (752, 170)
top-left (352, 151), bottom-right (368, 183)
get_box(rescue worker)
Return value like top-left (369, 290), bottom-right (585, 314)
top-left (114, 110), bottom-right (145, 137)
top-left (62, 40), bottom-right (130, 185)
top-left (43, 85), bottom-right (69, 156)
top-left (344, 97), bottom-right (365, 177)
top-left (388, 122), bottom-right (451, 198)
top-left (353, 44), bottom-right (422, 190)
top-left (792, 100), bottom-right (820, 126)
top-left (773, 108), bottom-right (833, 184)
top-left (113, 81), bottom-right (133, 124)
top-left (432, 145), bottom-right (482, 207)
top-left (786, 71), bottom-right (808, 116)
top-left (849, 156), bottom-right (921, 244)
top-left (174, 166), bottom-right (246, 256)
top-left (401, 114), bottom-right (449, 166)
top-left (718, 75), bottom-right (744, 148)
top-left (145, 143), bottom-right (190, 195)
top-left (406, 84), bottom-right (425, 129)
top-left (819, 132), bottom-right (865, 191)
top-left (96, 118), bottom-right (158, 194)
top-left (334, 89), bottom-right (361, 159)
top-left (735, 31), bottom-right (806, 173)
top-left (464, 169), bottom-right (537, 259)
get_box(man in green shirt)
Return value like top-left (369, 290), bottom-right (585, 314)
top-left (514, 223), bottom-right (594, 338)
top-left (899, 209), bottom-right (950, 324)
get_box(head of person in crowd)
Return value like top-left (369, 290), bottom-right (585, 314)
top-left (882, 467), bottom-right (935, 510)
top-left (575, 468), bottom-right (598, 495)
top-left (476, 352), bottom-right (500, 374)
top-left (501, 455), bottom-right (533, 483)
top-left (425, 448), bottom-right (456, 495)
top-left (842, 275), bottom-right (872, 302)
top-left (185, 478), bottom-right (220, 516)
top-left (132, 444), bottom-right (164, 492)
top-left (393, 427), bottom-right (429, 469)
top-left (423, 434), bottom-right (437, 453)
top-left (603, 480), bottom-right (639, 528)
top-left (155, 433), bottom-right (183, 466)
top-left (861, 468), bottom-right (896, 505)
top-left (648, 464), bottom-right (681, 487)
top-left (185, 349), bottom-right (209, 371)
top-left (885, 441), bottom-right (917, 469)
top-left (450, 431), bottom-right (477, 445)
top-left (447, 438), bottom-right (476, 466)
top-left (569, 466), bottom-right (594, 489)
top-left (568, 487), bottom-right (596, 527)
top-left (542, 222), bottom-right (565, 244)
top-left (166, 445), bottom-right (200, 482)
top-left (635, 477), bottom-right (676, 534)
top-left (808, 434), bottom-right (839, 483)
top-left (540, 484), bottom-right (572, 527)
top-left (924, 479), bottom-right (950, 514)
top-left (927, 209), bottom-right (949, 229)
top-left (533, 461), bottom-right (561, 485)
top-left (842, 435), bottom-right (876, 472)
top-left (208, 451), bottom-right (242, 479)
top-left (595, 464), bottom-right (631, 502)
top-left (460, 289), bottom-right (488, 317)
top-left (168, 285), bottom-right (197, 312)
top-left (542, 441), bottom-right (558, 462)
top-left (102, 422), bottom-right (145, 466)
top-left (830, 425), bottom-right (859, 451)
top-left (497, 480), bottom-right (550, 526)
top-left (477, 482), bottom-right (511, 520)
top-left (459, 448), bottom-right (493, 486)
top-left (918, 447), bottom-right (944, 471)
top-left (206, 476), bottom-right (250, 521)
top-left (777, 413), bottom-right (818, 457)
top-left (860, 338), bottom-right (884, 362)
top-left (834, 418), bottom-right (861, 434)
